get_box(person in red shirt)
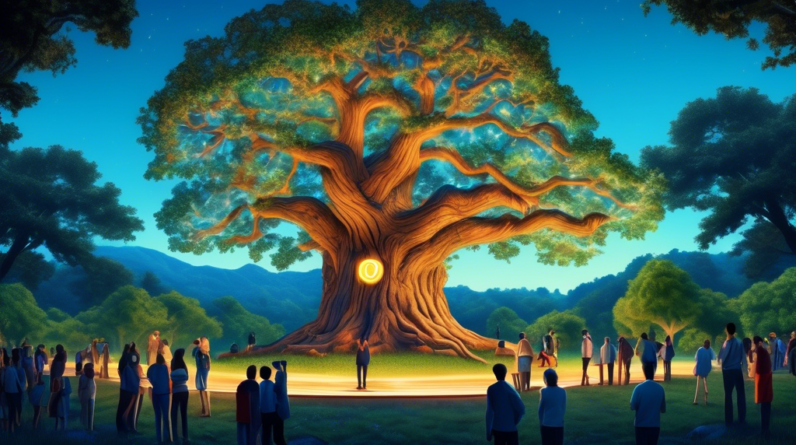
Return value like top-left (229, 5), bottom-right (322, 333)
top-left (236, 365), bottom-right (260, 445)
top-left (752, 336), bottom-right (773, 437)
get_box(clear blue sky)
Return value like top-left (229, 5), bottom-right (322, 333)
top-left (8, 0), bottom-right (795, 292)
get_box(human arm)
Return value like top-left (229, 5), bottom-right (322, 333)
top-left (511, 387), bottom-right (526, 427)
top-left (538, 389), bottom-right (545, 424)
top-left (630, 386), bottom-right (638, 411)
top-left (485, 388), bottom-right (494, 441)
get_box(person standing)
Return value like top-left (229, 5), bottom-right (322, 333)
top-left (159, 339), bottom-right (173, 367)
top-left (601, 337), bottom-right (618, 386)
top-left (116, 344), bottom-right (132, 434)
top-left (247, 332), bottom-right (256, 353)
top-left (260, 366), bottom-right (278, 445)
top-left (538, 330), bottom-right (556, 368)
top-left (78, 363), bottom-right (96, 432)
top-left (34, 344), bottom-right (48, 384)
top-left (635, 333), bottom-right (658, 379)
top-left (693, 339), bottom-right (716, 405)
top-left (718, 322), bottom-right (747, 427)
top-left (538, 368), bottom-right (566, 445)
top-left (767, 333), bottom-right (781, 371)
top-left (29, 373), bottom-right (47, 429)
top-left (618, 336), bottom-right (634, 385)
top-left (516, 333), bottom-right (534, 392)
top-left (192, 337), bottom-right (212, 417)
top-left (273, 360), bottom-right (290, 445)
top-left (752, 336), bottom-right (773, 437)
top-left (2, 352), bottom-right (23, 433)
top-left (496, 324), bottom-right (501, 340)
top-left (356, 337), bottom-right (370, 390)
top-left (485, 363), bottom-right (525, 445)
top-left (20, 341), bottom-right (35, 392)
top-left (236, 365), bottom-right (260, 445)
top-left (662, 336), bottom-right (675, 382)
top-left (148, 331), bottom-right (160, 366)
top-left (630, 364), bottom-right (666, 445)
top-left (49, 350), bottom-right (71, 431)
top-left (119, 344), bottom-right (141, 434)
top-left (581, 330), bottom-right (593, 386)
top-left (147, 353), bottom-right (172, 443)
top-left (785, 331), bottom-right (796, 375)
top-left (10, 348), bottom-right (25, 425)
top-left (171, 349), bottom-right (190, 443)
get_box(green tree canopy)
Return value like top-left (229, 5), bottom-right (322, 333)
top-left (140, 271), bottom-right (169, 296)
top-left (641, 87), bottom-right (796, 278)
top-left (733, 267), bottom-right (796, 337)
top-left (69, 257), bottom-right (135, 307)
top-left (0, 250), bottom-right (54, 289)
top-left (525, 309), bottom-right (586, 350)
top-left (0, 0), bottom-right (138, 116)
top-left (211, 296), bottom-right (285, 348)
top-left (613, 260), bottom-right (701, 339)
top-left (642, 0), bottom-right (796, 69)
top-left (486, 307), bottom-right (527, 341)
top-left (0, 283), bottom-right (48, 346)
top-left (157, 291), bottom-right (222, 348)
top-left (44, 307), bottom-right (91, 354)
top-left (0, 142), bottom-right (144, 283)
top-left (77, 286), bottom-right (169, 351)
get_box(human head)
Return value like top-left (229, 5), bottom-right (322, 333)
top-left (665, 335), bottom-right (671, 344)
top-left (753, 336), bottom-right (764, 346)
top-left (543, 368), bottom-right (559, 387)
top-left (519, 332), bottom-right (526, 340)
top-left (492, 363), bottom-right (508, 381)
top-left (605, 337), bottom-right (610, 344)
top-left (769, 332), bottom-right (776, 340)
top-left (11, 348), bottom-right (20, 364)
top-left (156, 353), bottom-right (165, 365)
top-left (703, 339), bottom-right (711, 349)
top-left (640, 333), bottom-right (648, 340)
top-left (643, 364), bottom-right (655, 380)
top-left (260, 366), bottom-right (272, 380)
top-left (581, 329), bottom-right (588, 337)
top-left (726, 323), bottom-right (736, 336)
top-left (172, 348), bottom-right (187, 371)
top-left (246, 365), bottom-right (257, 380)
top-left (199, 337), bottom-right (210, 354)
top-left (55, 344), bottom-right (64, 355)
top-left (2, 353), bottom-right (9, 367)
top-left (792, 331), bottom-right (796, 339)
top-left (154, 331), bottom-right (160, 337)
top-left (129, 342), bottom-right (138, 354)
top-left (161, 339), bottom-right (169, 347)
top-left (37, 344), bottom-right (45, 351)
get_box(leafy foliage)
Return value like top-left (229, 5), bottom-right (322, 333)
top-left (525, 309), bottom-right (586, 351)
top-left (0, 250), bottom-right (54, 289)
top-left (44, 308), bottom-right (92, 354)
top-left (733, 267), bottom-right (796, 337)
top-left (140, 271), bottom-right (169, 296)
top-left (486, 306), bottom-right (527, 341)
top-left (210, 296), bottom-right (285, 348)
top-left (0, 283), bottom-right (49, 346)
top-left (642, 0), bottom-right (796, 69)
top-left (0, 0), bottom-right (138, 116)
top-left (642, 87), bottom-right (796, 278)
top-left (156, 291), bottom-right (222, 348)
top-left (69, 257), bottom-right (135, 307)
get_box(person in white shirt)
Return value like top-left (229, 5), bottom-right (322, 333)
top-left (538, 368), bottom-right (566, 445)
top-left (601, 337), bottom-right (618, 385)
top-left (485, 363), bottom-right (525, 445)
top-left (630, 364), bottom-right (666, 445)
top-left (581, 330), bottom-right (593, 386)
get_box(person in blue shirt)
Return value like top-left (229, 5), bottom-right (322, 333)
top-left (147, 353), bottom-right (172, 443)
top-left (718, 322), bottom-right (747, 427)
top-left (662, 336), bottom-right (675, 382)
top-left (171, 348), bottom-right (190, 443)
top-left (356, 337), bottom-right (370, 390)
top-left (273, 360), bottom-right (290, 445)
top-left (485, 363), bottom-right (525, 445)
top-left (538, 368), bottom-right (566, 445)
top-left (630, 364), bottom-right (666, 445)
top-left (2, 352), bottom-right (24, 433)
top-left (694, 339), bottom-right (716, 405)
top-left (635, 333), bottom-right (658, 379)
top-left (10, 348), bottom-right (25, 426)
top-left (193, 337), bottom-right (212, 417)
top-left (260, 366), bottom-right (278, 445)
top-left (118, 344), bottom-right (141, 434)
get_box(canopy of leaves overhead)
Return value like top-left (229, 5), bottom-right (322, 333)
top-left (642, 0), bottom-right (796, 69)
top-left (141, 0), bottom-right (663, 270)
top-left (642, 87), bottom-right (796, 277)
top-left (732, 267), bottom-right (796, 337)
top-left (0, 0), bottom-right (138, 116)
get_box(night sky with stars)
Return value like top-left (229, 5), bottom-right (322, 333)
top-left (8, 0), bottom-right (795, 292)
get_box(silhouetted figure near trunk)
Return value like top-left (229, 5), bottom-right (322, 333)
top-left (356, 338), bottom-right (370, 390)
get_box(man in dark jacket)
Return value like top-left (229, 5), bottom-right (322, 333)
top-left (236, 365), bottom-right (261, 445)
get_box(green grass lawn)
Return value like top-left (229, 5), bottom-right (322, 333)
top-left (8, 368), bottom-right (796, 444)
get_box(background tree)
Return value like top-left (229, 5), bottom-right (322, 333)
top-left (44, 307), bottom-right (91, 354)
top-left (642, 0), bottom-right (796, 69)
top-left (140, 271), bottom-right (169, 296)
top-left (642, 87), bottom-right (796, 279)
top-left (210, 296), bottom-right (285, 349)
top-left (0, 143), bottom-right (144, 283)
top-left (732, 267), bottom-right (796, 336)
top-left (677, 289), bottom-right (738, 352)
top-left (613, 260), bottom-right (701, 339)
top-left (77, 286), bottom-right (169, 351)
top-left (141, 0), bottom-right (663, 359)
top-left (0, 0), bottom-right (138, 117)
top-left (69, 257), bottom-right (135, 307)
top-left (0, 250), bottom-right (54, 289)
top-left (157, 291), bottom-right (222, 348)
top-left (0, 283), bottom-right (48, 346)
top-left (525, 309), bottom-right (586, 351)
top-left (486, 307), bottom-right (527, 341)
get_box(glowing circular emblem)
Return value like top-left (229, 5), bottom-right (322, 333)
top-left (357, 258), bottom-right (384, 285)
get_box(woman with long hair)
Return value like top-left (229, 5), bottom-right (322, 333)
top-left (192, 337), bottom-right (211, 416)
top-left (693, 339), bottom-right (716, 405)
top-left (171, 348), bottom-right (190, 442)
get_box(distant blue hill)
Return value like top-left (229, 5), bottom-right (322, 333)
top-left (29, 245), bottom-right (795, 337)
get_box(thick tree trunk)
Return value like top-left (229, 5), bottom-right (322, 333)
top-left (248, 248), bottom-right (496, 362)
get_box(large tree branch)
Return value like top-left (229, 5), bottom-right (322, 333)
top-left (404, 210), bottom-right (612, 267)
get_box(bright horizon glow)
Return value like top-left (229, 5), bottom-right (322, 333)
top-left (8, 0), bottom-right (794, 293)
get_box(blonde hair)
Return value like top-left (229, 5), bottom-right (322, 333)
top-left (199, 337), bottom-right (210, 355)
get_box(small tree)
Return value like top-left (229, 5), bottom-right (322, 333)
top-left (486, 307), bottom-right (527, 341)
top-left (0, 283), bottom-right (48, 345)
top-left (733, 267), bottom-right (796, 336)
top-left (613, 260), bottom-right (701, 340)
top-left (157, 291), bottom-right (222, 348)
top-left (44, 308), bottom-right (91, 353)
top-left (525, 310), bottom-right (586, 350)
top-left (211, 296), bottom-right (285, 348)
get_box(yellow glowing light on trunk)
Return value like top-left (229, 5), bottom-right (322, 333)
top-left (357, 258), bottom-right (384, 284)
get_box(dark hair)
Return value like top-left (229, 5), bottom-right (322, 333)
top-left (129, 342), bottom-right (138, 354)
top-left (518, 332), bottom-right (525, 340)
top-left (640, 333), bottom-right (648, 340)
top-left (581, 329), bottom-right (588, 336)
top-left (726, 323), bottom-right (736, 335)
top-left (55, 344), bottom-right (64, 354)
top-left (156, 353), bottom-right (166, 365)
top-left (11, 347), bottom-right (20, 364)
top-left (643, 365), bottom-right (655, 380)
top-left (544, 369), bottom-right (559, 386)
top-left (665, 335), bottom-right (671, 344)
top-left (492, 363), bottom-right (507, 381)
top-left (123, 344), bottom-right (130, 354)
top-left (260, 366), bottom-right (272, 380)
top-left (161, 339), bottom-right (169, 346)
top-left (172, 348), bottom-right (187, 371)
top-left (246, 365), bottom-right (257, 380)
top-left (703, 339), bottom-right (711, 348)
top-left (753, 335), bottom-right (764, 345)
top-left (76, 362), bottom-right (83, 373)
top-left (2, 354), bottom-right (9, 366)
